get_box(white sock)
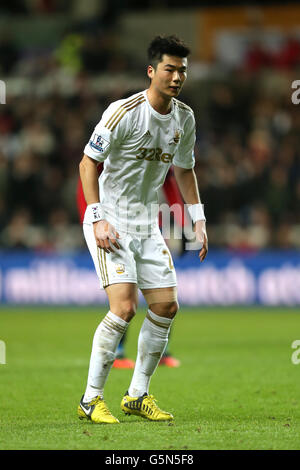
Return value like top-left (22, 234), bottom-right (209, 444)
top-left (128, 309), bottom-right (173, 398)
top-left (83, 311), bottom-right (129, 402)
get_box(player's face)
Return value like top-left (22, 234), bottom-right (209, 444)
top-left (148, 54), bottom-right (187, 98)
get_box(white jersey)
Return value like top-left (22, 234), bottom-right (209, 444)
top-left (83, 90), bottom-right (196, 234)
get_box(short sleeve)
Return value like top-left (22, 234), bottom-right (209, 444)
top-left (83, 101), bottom-right (129, 162)
top-left (172, 112), bottom-right (196, 169)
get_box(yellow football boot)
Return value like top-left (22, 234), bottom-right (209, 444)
top-left (121, 392), bottom-right (174, 421)
top-left (78, 395), bottom-right (119, 424)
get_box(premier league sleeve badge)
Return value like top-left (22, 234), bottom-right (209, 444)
top-left (89, 133), bottom-right (110, 153)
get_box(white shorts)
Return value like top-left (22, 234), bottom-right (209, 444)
top-left (83, 223), bottom-right (177, 290)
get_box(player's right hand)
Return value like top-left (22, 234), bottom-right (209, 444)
top-left (93, 220), bottom-right (120, 253)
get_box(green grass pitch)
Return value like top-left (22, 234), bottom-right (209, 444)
top-left (0, 306), bottom-right (299, 450)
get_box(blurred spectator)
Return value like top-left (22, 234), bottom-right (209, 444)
top-left (244, 40), bottom-right (273, 73)
top-left (7, 152), bottom-right (42, 217)
top-left (38, 165), bottom-right (64, 221)
top-left (264, 165), bottom-right (290, 225)
top-left (0, 208), bottom-right (44, 250)
top-left (19, 120), bottom-right (56, 157)
top-left (46, 207), bottom-right (84, 251)
top-left (0, 30), bottom-right (20, 76)
top-left (273, 36), bottom-right (300, 70)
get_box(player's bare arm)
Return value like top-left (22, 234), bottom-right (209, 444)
top-left (173, 165), bottom-right (208, 262)
top-left (79, 154), bottom-right (120, 253)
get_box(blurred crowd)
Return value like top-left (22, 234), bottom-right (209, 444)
top-left (192, 36), bottom-right (300, 251)
top-left (0, 4), bottom-right (300, 253)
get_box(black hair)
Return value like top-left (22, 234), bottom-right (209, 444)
top-left (147, 35), bottom-right (190, 68)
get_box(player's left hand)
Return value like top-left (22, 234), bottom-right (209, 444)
top-left (194, 220), bottom-right (208, 262)
top-left (93, 219), bottom-right (120, 254)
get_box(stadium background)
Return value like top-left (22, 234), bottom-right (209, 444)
top-left (0, 0), bottom-right (300, 306)
top-left (1, 0), bottom-right (300, 453)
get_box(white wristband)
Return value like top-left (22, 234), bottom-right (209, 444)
top-left (88, 203), bottom-right (104, 223)
top-left (188, 203), bottom-right (206, 223)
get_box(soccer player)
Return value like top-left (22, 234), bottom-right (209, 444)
top-left (77, 35), bottom-right (208, 424)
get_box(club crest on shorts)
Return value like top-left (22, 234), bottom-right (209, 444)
top-left (89, 133), bottom-right (109, 153)
top-left (162, 249), bottom-right (174, 270)
top-left (115, 263), bottom-right (125, 274)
